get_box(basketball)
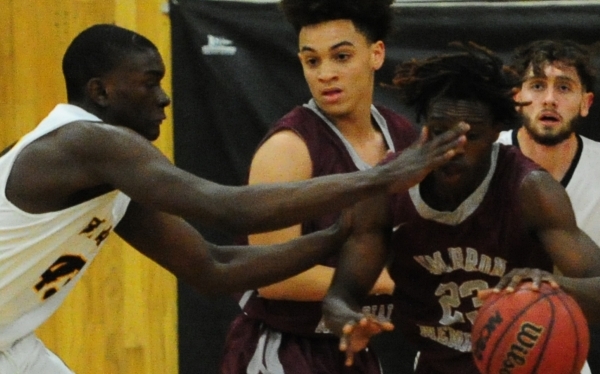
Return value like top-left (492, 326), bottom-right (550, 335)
top-left (471, 282), bottom-right (589, 374)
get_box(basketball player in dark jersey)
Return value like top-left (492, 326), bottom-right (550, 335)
top-left (323, 43), bottom-right (600, 374)
top-left (220, 0), bottom-right (419, 373)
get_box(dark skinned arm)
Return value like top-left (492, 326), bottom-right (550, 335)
top-left (50, 122), bottom-right (467, 234)
top-left (494, 170), bottom-right (600, 323)
top-left (114, 201), bottom-right (352, 296)
top-left (322, 193), bottom-right (394, 366)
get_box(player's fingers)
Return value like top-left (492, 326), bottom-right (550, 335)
top-left (428, 122), bottom-right (469, 150)
top-left (345, 352), bottom-right (355, 367)
top-left (380, 321), bottom-right (395, 332)
top-left (415, 126), bottom-right (428, 145)
top-left (506, 275), bottom-right (523, 292)
top-left (540, 272), bottom-right (559, 289)
top-left (339, 335), bottom-right (348, 352)
top-left (342, 321), bottom-right (356, 336)
top-left (531, 272), bottom-right (543, 290)
top-left (424, 125), bottom-right (469, 166)
top-left (494, 273), bottom-right (517, 292)
top-left (478, 288), bottom-right (496, 300)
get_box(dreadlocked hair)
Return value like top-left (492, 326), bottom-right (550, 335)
top-left (393, 42), bottom-right (522, 131)
top-left (280, 0), bottom-right (394, 43)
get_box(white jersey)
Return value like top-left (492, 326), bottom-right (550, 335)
top-left (0, 104), bottom-right (131, 350)
top-left (498, 130), bottom-right (600, 245)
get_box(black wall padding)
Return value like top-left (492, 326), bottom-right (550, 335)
top-left (170, 1), bottom-right (600, 373)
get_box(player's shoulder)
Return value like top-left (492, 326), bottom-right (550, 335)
top-left (518, 167), bottom-right (565, 208)
top-left (496, 129), bottom-right (514, 145)
top-left (494, 145), bottom-right (547, 200)
top-left (277, 106), bottom-right (319, 126)
top-left (251, 129), bottom-right (311, 182)
top-left (255, 110), bottom-right (309, 162)
top-left (580, 134), bottom-right (600, 151)
top-left (259, 128), bottom-right (306, 150)
top-left (266, 107), bottom-right (320, 140)
top-left (53, 121), bottom-right (149, 159)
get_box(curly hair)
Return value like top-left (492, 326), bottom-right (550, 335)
top-left (510, 39), bottom-right (596, 93)
top-left (280, 0), bottom-right (394, 43)
top-left (392, 42), bottom-right (522, 131)
top-left (62, 24), bottom-right (158, 102)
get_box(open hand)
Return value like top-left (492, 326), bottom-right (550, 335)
top-left (478, 267), bottom-right (559, 300)
top-left (339, 315), bottom-right (395, 366)
top-left (384, 122), bottom-right (469, 194)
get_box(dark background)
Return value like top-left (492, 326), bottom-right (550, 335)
top-left (170, 1), bottom-right (600, 373)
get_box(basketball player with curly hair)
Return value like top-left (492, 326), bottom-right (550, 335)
top-left (220, 0), bottom-right (423, 373)
top-left (498, 39), bottom-right (600, 373)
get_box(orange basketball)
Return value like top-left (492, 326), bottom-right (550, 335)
top-left (471, 282), bottom-right (589, 374)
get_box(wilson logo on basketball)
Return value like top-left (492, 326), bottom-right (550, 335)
top-left (473, 310), bottom-right (503, 360)
top-left (499, 322), bottom-right (544, 373)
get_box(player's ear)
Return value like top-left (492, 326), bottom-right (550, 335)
top-left (580, 91), bottom-right (594, 118)
top-left (86, 78), bottom-right (109, 107)
top-left (371, 40), bottom-right (385, 71)
top-left (512, 87), bottom-right (523, 103)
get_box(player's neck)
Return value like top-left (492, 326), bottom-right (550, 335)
top-left (331, 102), bottom-right (388, 166)
top-left (331, 99), bottom-right (373, 132)
top-left (422, 158), bottom-right (490, 212)
top-left (517, 127), bottom-right (578, 182)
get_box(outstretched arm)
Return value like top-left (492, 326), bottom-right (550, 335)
top-left (322, 193), bottom-right (394, 366)
top-left (115, 201), bottom-right (351, 296)
top-left (11, 121), bottom-right (467, 234)
top-left (64, 122), bottom-right (467, 233)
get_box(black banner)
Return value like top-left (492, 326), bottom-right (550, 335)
top-left (170, 2), bottom-right (600, 373)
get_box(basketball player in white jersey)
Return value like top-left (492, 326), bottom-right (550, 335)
top-left (497, 39), bottom-right (600, 374)
top-left (0, 24), bottom-right (468, 372)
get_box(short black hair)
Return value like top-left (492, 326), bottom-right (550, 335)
top-left (62, 24), bottom-right (158, 102)
top-left (393, 42), bottom-right (522, 131)
top-left (280, 0), bottom-right (394, 43)
top-left (510, 39), bottom-right (596, 93)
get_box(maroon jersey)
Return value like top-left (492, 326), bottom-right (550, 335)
top-left (221, 104), bottom-right (417, 374)
top-left (388, 145), bottom-right (552, 374)
top-left (240, 104), bottom-right (417, 336)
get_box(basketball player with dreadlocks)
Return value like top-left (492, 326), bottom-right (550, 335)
top-left (322, 43), bottom-right (600, 373)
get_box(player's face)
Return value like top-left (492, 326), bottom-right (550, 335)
top-left (515, 62), bottom-right (593, 146)
top-left (425, 98), bottom-right (500, 196)
top-left (101, 49), bottom-right (171, 141)
top-left (297, 19), bottom-right (384, 120)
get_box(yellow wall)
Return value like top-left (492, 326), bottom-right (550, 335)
top-left (0, 1), bottom-right (178, 373)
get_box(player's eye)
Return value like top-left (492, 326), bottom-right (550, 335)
top-left (335, 53), bottom-right (351, 62)
top-left (558, 84), bottom-right (573, 93)
top-left (304, 57), bottom-right (319, 67)
top-left (529, 82), bottom-right (546, 91)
